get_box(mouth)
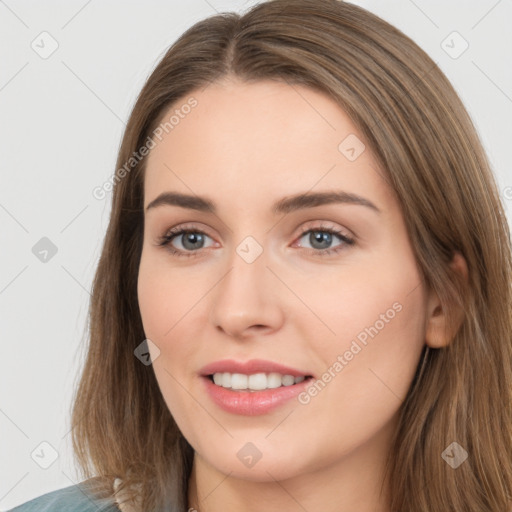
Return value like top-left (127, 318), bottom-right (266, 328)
top-left (198, 359), bottom-right (315, 414)
top-left (204, 372), bottom-right (314, 392)
top-left (201, 372), bottom-right (315, 415)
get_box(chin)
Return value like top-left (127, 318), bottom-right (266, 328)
top-left (199, 443), bottom-right (309, 483)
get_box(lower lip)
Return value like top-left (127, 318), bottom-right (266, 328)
top-left (202, 375), bottom-right (313, 416)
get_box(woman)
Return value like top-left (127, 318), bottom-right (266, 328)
top-left (8, 0), bottom-right (512, 511)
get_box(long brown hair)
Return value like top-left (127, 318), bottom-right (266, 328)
top-left (70, 1), bottom-right (512, 510)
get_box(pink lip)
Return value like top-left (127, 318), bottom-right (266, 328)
top-left (199, 358), bottom-right (312, 378)
top-left (201, 375), bottom-right (313, 416)
top-left (199, 358), bottom-right (314, 416)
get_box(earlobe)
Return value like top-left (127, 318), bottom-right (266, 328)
top-left (425, 252), bottom-right (468, 349)
top-left (451, 251), bottom-right (469, 282)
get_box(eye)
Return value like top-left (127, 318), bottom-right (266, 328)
top-left (156, 222), bottom-right (355, 258)
top-left (294, 223), bottom-right (355, 256)
top-left (156, 225), bottom-right (215, 258)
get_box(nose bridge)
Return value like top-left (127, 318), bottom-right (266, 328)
top-left (209, 231), bottom-right (284, 336)
top-left (218, 233), bottom-right (269, 305)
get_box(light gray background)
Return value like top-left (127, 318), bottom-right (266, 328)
top-left (1, 0), bottom-right (511, 509)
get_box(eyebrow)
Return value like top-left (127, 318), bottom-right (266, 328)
top-left (145, 190), bottom-right (381, 215)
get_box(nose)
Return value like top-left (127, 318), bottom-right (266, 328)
top-left (209, 247), bottom-right (285, 340)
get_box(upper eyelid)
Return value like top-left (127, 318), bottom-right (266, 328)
top-left (162, 221), bottom-right (353, 246)
top-left (158, 222), bottom-right (356, 261)
top-left (163, 220), bottom-right (350, 237)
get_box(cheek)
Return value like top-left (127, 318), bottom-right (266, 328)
top-left (137, 256), bottom-right (201, 424)
top-left (301, 257), bottom-right (427, 415)
top-left (137, 252), bottom-right (207, 377)
top-left (290, 253), bottom-right (424, 343)
top-left (137, 251), bottom-right (203, 340)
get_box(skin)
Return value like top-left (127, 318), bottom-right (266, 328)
top-left (137, 77), bottom-right (467, 512)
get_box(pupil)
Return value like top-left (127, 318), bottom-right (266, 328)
top-left (311, 231), bottom-right (331, 250)
top-left (183, 233), bottom-right (203, 250)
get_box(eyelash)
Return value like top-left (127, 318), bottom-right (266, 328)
top-left (156, 223), bottom-right (355, 259)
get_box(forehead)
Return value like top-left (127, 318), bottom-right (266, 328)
top-left (143, 78), bottom-right (395, 214)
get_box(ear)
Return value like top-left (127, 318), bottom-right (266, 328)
top-left (425, 252), bottom-right (468, 348)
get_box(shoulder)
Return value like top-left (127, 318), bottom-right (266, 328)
top-left (5, 482), bottom-right (120, 512)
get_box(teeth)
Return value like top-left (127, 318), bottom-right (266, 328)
top-left (231, 373), bottom-right (247, 390)
top-left (211, 372), bottom-right (307, 391)
top-left (282, 374), bottom-right (295, 386)
top-left (266, 373), bottom-right (282, 389)
top-left (248, 373), bottom-right (267, 390)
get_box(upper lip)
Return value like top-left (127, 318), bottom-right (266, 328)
top-left (199, 359), bottom-right (313, 378)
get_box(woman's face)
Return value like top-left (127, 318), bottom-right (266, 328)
top-left (138, 78), bottom-right (432, 483)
